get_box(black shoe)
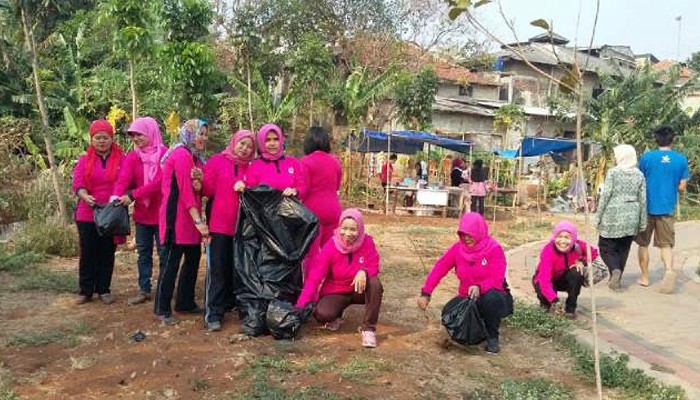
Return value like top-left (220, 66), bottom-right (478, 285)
top-left (485, 337), bottom-right (500, 354)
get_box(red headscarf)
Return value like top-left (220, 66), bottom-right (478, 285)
top-left (84, 119), bottom-right (123, 189)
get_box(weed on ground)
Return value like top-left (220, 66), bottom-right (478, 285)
top-left (3, 320), bottom-right (92, 349)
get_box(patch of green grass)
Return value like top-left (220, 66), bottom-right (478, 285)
top-left (0, 248), bottom-right (44, 274)
top-left (0, 364), bottom-right (18, 400)
top-left (508, 302), bottom-right (685, 400)
top-left (465, 378), bottom-right (573, 400)
top-left (338, 355), bottom-right (394, 382)
top-left (4, 320), bottom-right (92, 348)
top-left (191, 378), bottom-right (209, 392)
top-left (505, 300), bottom-right (572, 338)
top-left (305, 357), bottom-right (336, 375)
top-left (12, 266), bottom-right (76, 292)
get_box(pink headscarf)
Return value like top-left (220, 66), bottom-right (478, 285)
top-left (332, 208), bottom-right (366, 254)
top-left (222, 129), bottom-right (256, 165)
top-left (550, 220), bottom-right (578, 252)
top-left (128, 117), bottom-right (166, 184)
top-left (257, 124), bottom-right (285, 161)
top-left (456, 213), bottom-right (499, 263)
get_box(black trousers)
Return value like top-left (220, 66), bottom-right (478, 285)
top-left (76, 221), bottom-right (116, 297)
top-left (598, 235), bottom-right (634, 274)
top-left (476, 290), bottom-right (507, 339)
top-left (471, 196), bottom-right (485, 215)
top-left (154, 243), bottom-right (201, 317)
top-left (534, 268), bottom-right (584, 313)
top-left (204, 234), bottom-right (235, 324)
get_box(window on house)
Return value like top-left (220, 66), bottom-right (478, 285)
top-left (498, 87), bottom-right (508, 101)
top-left (458, 85), bottom-right (473, 97)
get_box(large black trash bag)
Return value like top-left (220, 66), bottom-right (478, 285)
top-left (441, 296), bottom-right (488, 346)
top-left (234, 186), bottom-right (319, 338)
top-left (266, 300), bottom-right (302, 340)
top-left (93, 201), bottom-right (130, 237)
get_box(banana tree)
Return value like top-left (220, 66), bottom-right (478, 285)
top-left (227, 69), bottom-right (297, 129)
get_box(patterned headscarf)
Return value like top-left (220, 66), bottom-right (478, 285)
top-left (161, 118), bottom-right (208, 165)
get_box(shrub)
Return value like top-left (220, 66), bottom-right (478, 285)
top-left (15, 217), bottom-right (79, 258)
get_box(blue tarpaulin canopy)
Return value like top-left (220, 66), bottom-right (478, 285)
top-left (494, 137), bottom-right (578, 158)
top-left (352, 129), bottom-right (473, 154)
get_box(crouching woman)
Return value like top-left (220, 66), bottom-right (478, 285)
top-left (417, 213), bottom-right (509, 353)
top-left (296, 209), bottom-right (383, 348)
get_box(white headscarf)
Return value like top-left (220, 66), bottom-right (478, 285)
top-left (613, 144), bottom-right (637, 170)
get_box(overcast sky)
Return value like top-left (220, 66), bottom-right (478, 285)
top-left (473, 0), bottom-right (699, 61)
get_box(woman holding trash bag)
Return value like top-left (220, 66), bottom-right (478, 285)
top-left (296, 209), bottom-right (384, 348)
top-left (417, 213), bottom-right (509, 354)
top-left (532, 221), bottom-right (599, 320)
top-left (154, 119), bottom-right (209, 325)
top-left (594, 144), bottom-right (646, 291)
top-left (201, 129), bottom-right (256, 332)
top-left (300, 126), bottom-right (343, 278)
top-left (112, 117), bottom-right (168, 305)
top-left (240, 123), bottom-right (306, 199)
top-left (72, 119), bottom-right (125, 305)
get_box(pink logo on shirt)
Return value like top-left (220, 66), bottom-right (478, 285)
top-left (359, 256), bottom-right (365, 264)
top-left (288, 167), bottom-right (295, 174)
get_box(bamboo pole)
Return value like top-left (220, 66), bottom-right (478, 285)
top-left (365, 130), bottom-right (370, 210)
top-left (384, 126), bottom-right (392, 215)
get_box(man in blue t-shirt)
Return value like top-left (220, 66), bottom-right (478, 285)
top-left (635, 125), bottom-right (689, 294)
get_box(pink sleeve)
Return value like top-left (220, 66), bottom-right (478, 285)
top-left (174, 152), bottom-right (198, 211)
top-left (245, 162), bottom-right (260, 188)
top-left (297, 242), bottom-right (333, 308)
top-left (201, 156), bottom-right (219, 198)
top-left (132, 167), bottom-right (162, 200)
top-left (479, 244), bottom-right (506, 294)
top-left (113, 154), bottom-right (134, 196)
top-left (421, 244), bottom-right (458, 296)
top-left (293, 158), bottom-right (307, 200)
top-left (534, 245), bottom-right (558, 303)
top-left (361, 236), bottom-right (380, 278)
top-left (72, 155), bottom-right (86, 194)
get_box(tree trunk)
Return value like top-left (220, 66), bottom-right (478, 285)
top-left (20, 6), bottom-right (68, 225)
top-left (246, 54), bottom-right (254, 131)
top-left (129, 59), bottom-right (137, 118)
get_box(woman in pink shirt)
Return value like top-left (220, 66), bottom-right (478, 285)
top-left (72, 120), bottom-right (125, 305)
top-left (154, 119), bottom-right (209, 325)
top-left (300, 127), bottom-right (343, 278)
top-left (469, 159), bottom-right (488, 215)
top-left (112, 117), bottom-right (168, 305)
top-left (296, 209), bottom-right (383, 348)
top-left (242, 124), bottom-right (306, 198)
top-left (532, 221), bottom-right (598, 319)
top-left (417, 213), bottom-right (509, 353)
top-left (202, 129), bottom-right (255, 332)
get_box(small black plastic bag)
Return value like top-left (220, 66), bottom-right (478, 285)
top-left (441, 296), bottom-right (488, 346)
top-left (93, 201), bottom-right (130, 237)
top-left (266, 300), bottom-right (302, 340)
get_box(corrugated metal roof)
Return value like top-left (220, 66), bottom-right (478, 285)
top-left (495, 43), bottom-right (629, 76)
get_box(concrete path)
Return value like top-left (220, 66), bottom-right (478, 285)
top-left (506, 221), bottom-right (700, 398)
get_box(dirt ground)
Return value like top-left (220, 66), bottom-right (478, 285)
top-left (0, 211), bottom-right (612, 399)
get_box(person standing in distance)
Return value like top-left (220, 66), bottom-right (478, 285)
top-left (635, 125), bottom-right (689, 294)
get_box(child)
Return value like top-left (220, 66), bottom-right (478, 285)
top-left (532, 221), bottom-right (598, 319)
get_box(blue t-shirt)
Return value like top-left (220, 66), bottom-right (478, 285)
top-left (638, 149), bottom-right (689, 215)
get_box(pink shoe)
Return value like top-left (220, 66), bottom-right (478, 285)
top-left (324, 319), bottom-right (343, 331)
top-left (361, 330), bottom-right (377, 348)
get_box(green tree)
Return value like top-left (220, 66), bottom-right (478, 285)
top-left (160, 0), bottom-right (219, 115)
top-left (289, 33), bottom-right (335, 126)
top-left (493, 103), bottom-right (526, 148)
top-left (688, 51), bottom-right (700, 74)
top-left (100, 0), bottom-right (158, 118)
top-left (394, 67), bottom-right (439, 130)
